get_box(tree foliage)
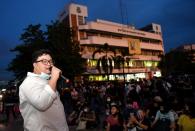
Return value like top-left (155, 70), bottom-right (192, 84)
top-left (8, 22), bottom-right (85, 81)
top-left (8, 24), bottom-right (47, 79)
top-left (46, 21), bottom-right (85, 80)
top-left (92, 43), bottom-right (115, 80)
top-left (158, 50), bottom-right (195, 76)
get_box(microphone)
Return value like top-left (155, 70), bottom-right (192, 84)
top-left (60, 74), bottom-right (69, 83)
top-left (50, 66), bottom-right (69, 82)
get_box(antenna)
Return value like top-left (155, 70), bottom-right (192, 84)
top-left (119, 0), bottom-right (129, 26)
top-left (119, 0), bottom-right (124, 25)
top-left (124, 0), bottom-right (129, 25)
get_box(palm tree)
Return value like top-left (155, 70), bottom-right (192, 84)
top-left (92, 43), bottom-right (115, 81)
top-left (114, 55), bottom-right (126, 81)
top-left (114, 51), bottom-right (129, 105)
top-left (114, 48), bottom-right (130, 81)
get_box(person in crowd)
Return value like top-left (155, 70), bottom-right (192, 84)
top-left (4, 90), bottom-right (16, 122)
top-left (70, 87), bottom-right (79, 110)
top-left (177, 101), bottom-right (195, 131)
top-left (106, 103), bottom-right (124, 131)
top-left (145, 96), bottom-right (162, 122)
top-left (19, 49), bottom-right (69, 131)
top-left (123, 99), bottom-right (137, 122)
top-left (77, 103), bottom-right (96, 130)
top-left (125, 109), bottom-right (150, 131)
top-left (67, 101), bottom-right (82, 125)
top-left (151, 102), bottom-right (175, 131)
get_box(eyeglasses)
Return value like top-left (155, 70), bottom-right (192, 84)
top-left (35, 59), bottom-right (54, 65)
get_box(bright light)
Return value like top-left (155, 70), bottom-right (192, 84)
top-left (153, 71), bottom-right (161, 77)
top-left (109, 75), bottom-right (115, 80)
top-left (2, 89), bottom-right (6, 92)
top-left (127, 74), bottom-right (135, 80)
top-left (144, 61), bottom-right (152, 67)
top-left (135, 73), bottom-right (145, 78)
top-left (0, 94), bottom-right (3, 100)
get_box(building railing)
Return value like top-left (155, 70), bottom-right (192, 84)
top-left (80, 36), bottom-right (164, 51)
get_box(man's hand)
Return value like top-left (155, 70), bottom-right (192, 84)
top-left (50, 66), bottom-right (61, 80)
top-left (48, 66), bottom-right (61, 91)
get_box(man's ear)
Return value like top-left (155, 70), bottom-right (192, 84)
top-left (33, 63), bottom-right (36, 68)
top-left (33, 63), bottom-right (39, 73)
top-left (33, 63), bottom-right (38, 71)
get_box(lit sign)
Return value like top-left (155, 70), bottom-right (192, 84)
top-left (118, 28), bottom-right (145, 36)
top-left (128, 39), bottom-right (141, 55)
top-left (128, 68), bottom-right (146, 73)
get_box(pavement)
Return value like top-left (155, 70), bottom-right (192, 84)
top-left (0, 112), bottom-right (105, 131)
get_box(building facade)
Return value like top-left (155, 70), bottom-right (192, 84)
top-left (174, 43), bottom-right (195, 63)
top-left (59, 3), bottom-right (164, 81)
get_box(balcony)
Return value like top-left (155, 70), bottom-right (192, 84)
top-left (80, 36), bottom-right (127, 47)
top-left (80, 36), bottom-right (164, 51)
top-left (141, 42), bottom-right (164, 51)
top-left (79, 21), bottom-right (163, 41)
top-left (129, 55), bottom-right (161, 61)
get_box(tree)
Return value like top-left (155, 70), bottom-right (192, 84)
top-left (113, 50), bottom-right (129, 105)
top-left (114, 55), bottom-right (125, 80)
top-left (158, 50), bottom-right (195, 76)
top-left (46, 21), bottom-right (85, 81)
top-left (8, 24), bottom-right (47, 79)
top-left (92, 43), bottom-right (115, 81)
top-left (113, 49), bottom-right (130, 81)
top-left (8, 22), bottom-right (85, 81)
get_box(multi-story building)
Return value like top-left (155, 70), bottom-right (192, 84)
top-left (59, 3), bottom-right (164, 81)
top-left (174, 43), bottom-right (195, 63)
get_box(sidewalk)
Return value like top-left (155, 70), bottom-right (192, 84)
top-left (0, 114), bottom-right (104, 131)
top-left (0, 112), bottom-right (105, 131)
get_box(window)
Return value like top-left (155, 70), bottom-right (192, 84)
top-left (78, 16), bottom-right (84, 25)
top-left (156, 26), bottom-right (159, 31)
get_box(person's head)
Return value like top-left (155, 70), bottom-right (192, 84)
top-left (106, 96), bottom-right (111, 103)
top-left (110, 103), bottom-right (119, 116)
top-left (183, 101), bottom-right (195, 118)
top-left (137, 109), bottom-right (146, 121)
top-left (83, 104), bottom-right (90, 113)
top-left (159, 102), bottom-right (170, 114)
top-left (32, 49), bottom-right (54, 74)
top-left (153, 96), bottom-right (162, 107)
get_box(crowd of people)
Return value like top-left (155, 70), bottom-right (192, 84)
top-left (1, 75), bottom-right (195, 130)
top-left (61, 76), bottom-right (195, 131)
top-left (0, 86), bottom-right (20, 123)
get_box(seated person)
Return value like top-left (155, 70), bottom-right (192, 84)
top-left (125, 109), bottom-right (150, 131)
top-left (151, 102), bottom-right (175, 131)
top-left (177, 101), bottom-right (195, 131)
top-left (77, 104), bottom-right (96, 129)
top-left (106, 103), bottom-right (124, 131)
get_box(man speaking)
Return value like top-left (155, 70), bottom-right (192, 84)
top-left (19, 49), bottom-right (69, 131)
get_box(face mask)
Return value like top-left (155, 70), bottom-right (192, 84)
top-left (39, 72), bottom-right (51, 80)
top-left (107, 98), bottom-right (111, 102)
top-left (84, 108), bottom-right (88, 112)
